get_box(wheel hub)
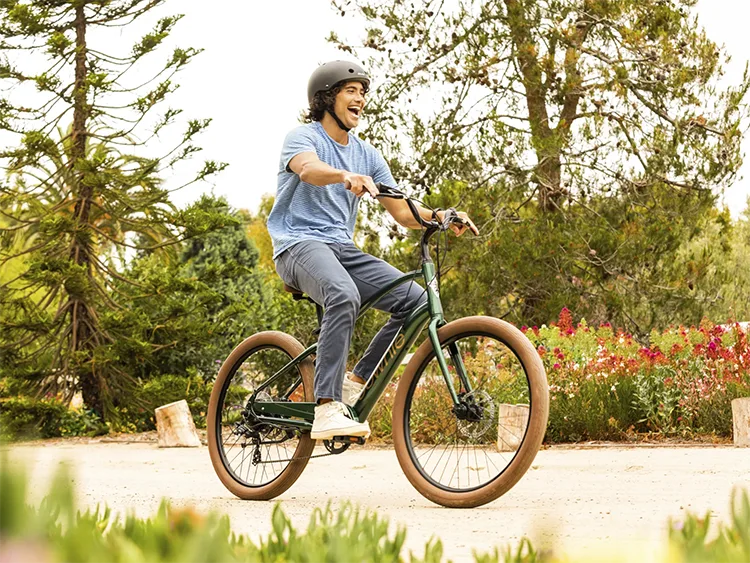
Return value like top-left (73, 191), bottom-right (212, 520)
top-left (455, 390), bottom-right (495, 439)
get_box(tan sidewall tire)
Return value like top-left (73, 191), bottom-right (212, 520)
top-left (207, 331), bottom-right (315, 500)
top-left (392, 316), bottom-right (549, 508)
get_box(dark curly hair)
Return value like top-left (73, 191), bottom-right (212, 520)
top-left (304, 81), bottom-right (369, 122)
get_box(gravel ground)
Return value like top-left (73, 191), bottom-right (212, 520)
top-left (7, 439), bottom-right (750, 562)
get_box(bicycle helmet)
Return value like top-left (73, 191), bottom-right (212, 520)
top-left (307, 60), bottom-right (371, 132)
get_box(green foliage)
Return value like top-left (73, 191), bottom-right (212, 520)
top-left (111, 374), bottom-right (212, 432)
top-left (0, 458), bottom-right (447, 563)
top-left (2, 453), bottom-right (750, 562)
top-left (104, 196), bottom-right (274, 386)
top-left (668, 488), bottom-right (750, 563)
top-left (0, 396), bottom-right (104, 441)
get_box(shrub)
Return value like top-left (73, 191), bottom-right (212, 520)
top-left (0, 456), bottom-right (445, 563)
top-left (0, 396), bottom-right (104, 441)
top-left (668, 487), bottom-right (750, 563)
top-left (525, 312), bottom-right (750, 442)
top-left (112, 373), bottom-right (214, 432)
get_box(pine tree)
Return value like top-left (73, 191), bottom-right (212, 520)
top-left (0, 1), bottom-right (229, 418)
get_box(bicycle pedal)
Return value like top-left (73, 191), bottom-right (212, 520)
top-left (331, 435), bottom-right (366, 445)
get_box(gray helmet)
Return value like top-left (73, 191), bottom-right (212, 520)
top-left (307, 60), bottom-right (371, 105)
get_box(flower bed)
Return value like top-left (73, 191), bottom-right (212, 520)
top-left (525, 309), bottom-right (750, 442)
top-left (368, 310), bottom-right (750, 443)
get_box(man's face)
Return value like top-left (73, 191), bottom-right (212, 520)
top-left (334, 81), bottom-right (367, 129)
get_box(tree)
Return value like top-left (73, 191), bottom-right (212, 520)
top-left (331, 0), bottom-right (749, 333)
top-left (105, 195), bottom-right (273, 383)
top-left (0, 1), bottom-right (228, 418)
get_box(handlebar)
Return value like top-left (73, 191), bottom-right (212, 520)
top-left (374, 183), bottom-right (476, 235)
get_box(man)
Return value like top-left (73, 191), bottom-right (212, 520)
top-left (267, 60), bottom-right (478, 440)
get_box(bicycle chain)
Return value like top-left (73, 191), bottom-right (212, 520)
top-left (251, 439), bottom-right (352, 465)
top-left (253, 449), bottom-right (337, 464)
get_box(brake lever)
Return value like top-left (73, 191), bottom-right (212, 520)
top-left (374, 183), bottom-right (406, 199)
top-left (441, 209), bottom-right (479, 236)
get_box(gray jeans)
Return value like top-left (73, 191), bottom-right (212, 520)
top-left (275, 240), bottom-right (427, 402)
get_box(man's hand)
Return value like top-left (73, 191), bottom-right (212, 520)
top-left (437, 210), bottom-right (480, 236)
top-left (343, 173), bottom-right (379, 198)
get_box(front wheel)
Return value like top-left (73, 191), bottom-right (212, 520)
top-left (392, 316), bottom-right (549, 508)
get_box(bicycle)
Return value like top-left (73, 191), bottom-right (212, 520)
top-left (207, 184), bottom-right (549, 508)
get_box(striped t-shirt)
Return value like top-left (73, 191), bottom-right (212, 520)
top-left (267, 121), bottom-right (396, 259)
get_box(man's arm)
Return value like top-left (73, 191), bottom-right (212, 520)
top-left (289, 151), bottom-right (345, 186)
top-left (288, 152), bottom-right (478, 235)
top-left (380, 198), bottom-right (479, 236)
top-left (289, 151), bottom-right (379, 198)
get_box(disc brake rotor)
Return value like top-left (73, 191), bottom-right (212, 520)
top-left (456, 389), bottom-right (495, 439)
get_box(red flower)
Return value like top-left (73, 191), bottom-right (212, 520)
top-left (558, 307), bottom-right (574, 334)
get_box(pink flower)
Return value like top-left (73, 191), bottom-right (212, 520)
top-left (553, 363), bottom-right (561, 370)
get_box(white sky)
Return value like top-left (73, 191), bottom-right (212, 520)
top-left (6, 0), bottom-right (750, 217)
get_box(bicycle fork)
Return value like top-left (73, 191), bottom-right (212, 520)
top-left (423, 262), bottom-right (473, 406)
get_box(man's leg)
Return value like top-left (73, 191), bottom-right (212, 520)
top-left (275, 241), bottom-right (360, 402)
top-left (338, 244), bottom-right (428, 381)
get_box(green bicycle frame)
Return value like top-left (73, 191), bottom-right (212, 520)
top-left (250, 256), bottom-right (471, 431)
top-left (247, 192), bottom-right (479, 432)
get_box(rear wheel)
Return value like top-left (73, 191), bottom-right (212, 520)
top-left (392, 316), bottom-right (549, 508)
top-left (207, 331), bottom-right (315, 500)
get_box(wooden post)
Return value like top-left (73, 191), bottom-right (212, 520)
top-left (497, 403), bottom-right (530, 452)
top-left (732, 398), bottom-right (750, 447)
top-left (155, 400), bottom-right (201, 448)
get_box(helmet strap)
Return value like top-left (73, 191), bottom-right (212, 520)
top-left (327, 108), bottom-right (351, 133)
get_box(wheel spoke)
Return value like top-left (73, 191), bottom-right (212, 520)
top-left (213, 345), bottom-right (310, 489)
top-left (404, 332), bottom-right (533, 493)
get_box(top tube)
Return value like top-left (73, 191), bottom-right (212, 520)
top-left (356, 269), bottom-right (423, 320)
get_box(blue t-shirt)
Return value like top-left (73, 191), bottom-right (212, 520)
top-left (267, 122), bottom-right (396, 259)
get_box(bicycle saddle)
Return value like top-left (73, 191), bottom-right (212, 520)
top-left (282, 283), bottom-right (304, 297)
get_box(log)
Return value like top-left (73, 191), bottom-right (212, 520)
top-left (732, 398), bottom-right (750, 447)
top-left (497, 403), bottom-right (530, 452)
top-left (155, 400), bottom-right (201, 448)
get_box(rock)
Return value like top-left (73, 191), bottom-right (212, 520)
top-left (732, 397), bottom-right (750, 447)
top-left (155, 400), bottom-right (201, 448)
top-left (497, 403), bottom-right (529, 452)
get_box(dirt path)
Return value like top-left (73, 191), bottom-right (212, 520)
top-left (8, 441), bottom-right (750, 562)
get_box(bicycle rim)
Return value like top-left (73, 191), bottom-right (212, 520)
top-left (215, 344), bottom-right (308, 488)
top-left (403, 330), bottom-right (533, 493)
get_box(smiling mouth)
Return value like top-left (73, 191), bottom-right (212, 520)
top-left (347, 106), bottom-right (361, 118)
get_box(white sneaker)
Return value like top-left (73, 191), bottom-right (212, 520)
top-left (342, 372), bottom-right (365, 407)
top-left (310, 401), bottom-right (370, 440)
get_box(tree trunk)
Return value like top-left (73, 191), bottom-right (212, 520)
top-left (732, 397), bottom-right (750, 447)
top-left (504, 0), bottom-right (565, 212)
top-left (155, 400), bottom-right (202, 447)
top-left (536, 150), bottom-right (563, 212)
top-left (69, 5), bottom-right (101, 416)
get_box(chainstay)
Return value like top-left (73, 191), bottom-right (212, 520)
top-left (254, 449), bottom-right (337, 464)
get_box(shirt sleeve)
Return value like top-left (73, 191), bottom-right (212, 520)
top-left (281, 126), bottom-right (319, 173)
top-left (370, 149), bottom-right (397, 188)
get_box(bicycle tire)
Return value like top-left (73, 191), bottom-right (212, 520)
top-left (392, 316), bottom-right (549, 508)
top-left (207, 331), bottom-right (315, 500)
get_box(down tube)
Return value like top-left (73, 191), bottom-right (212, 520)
top-left (356, 303), bottom-right (431, 421)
